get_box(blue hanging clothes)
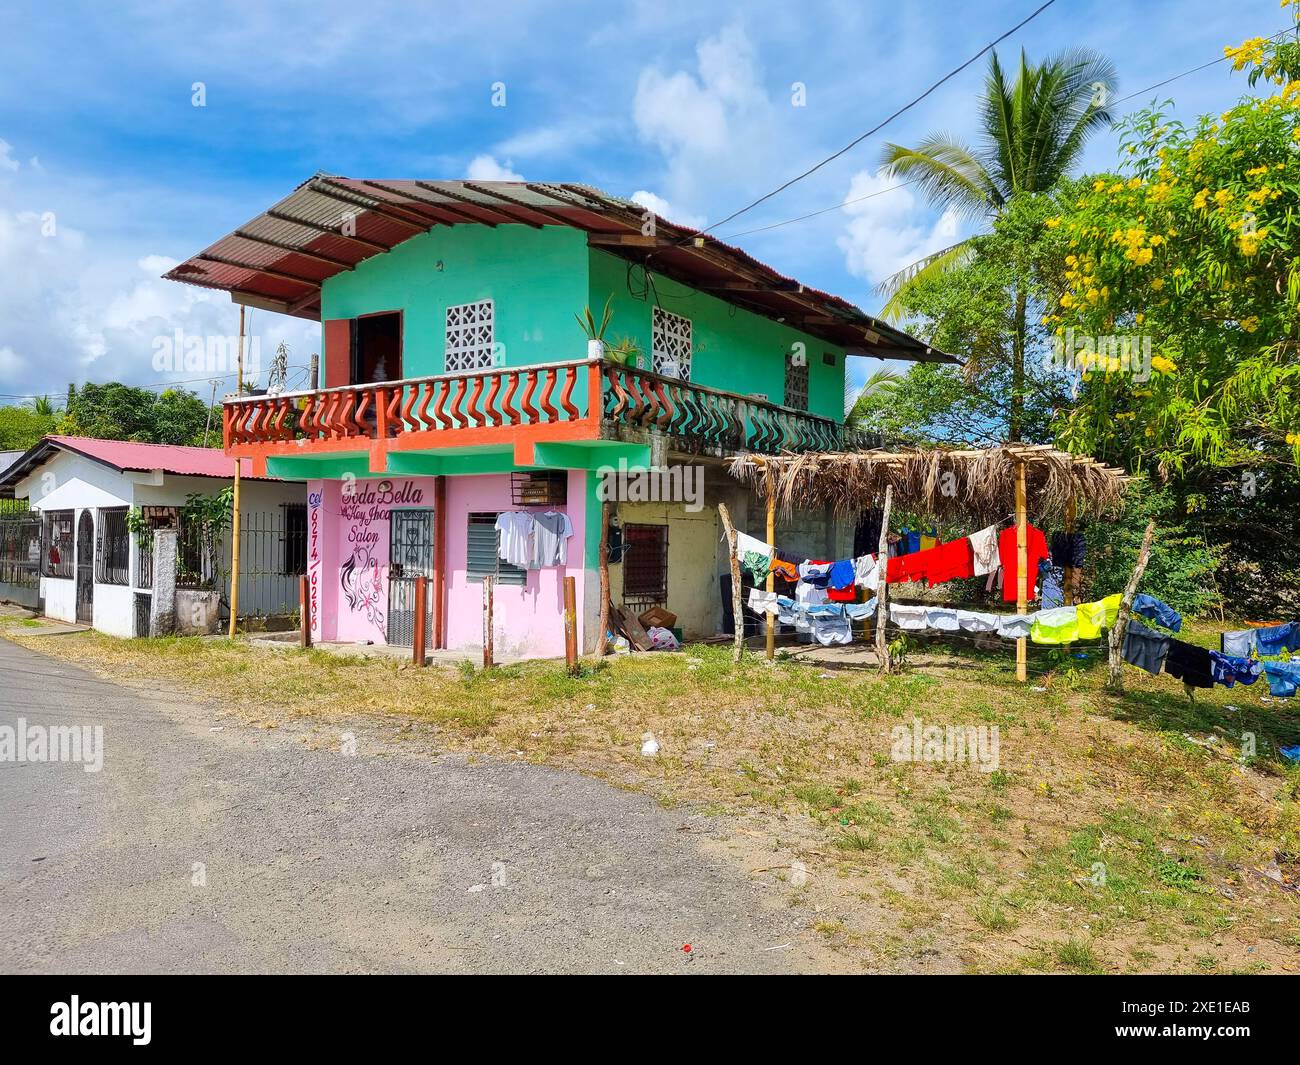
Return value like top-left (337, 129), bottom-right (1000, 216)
top-left (1208, 651), bottom-right (1262, 688)
top-left (1263, 661), bottom-right (1300, 698)
top-left (1132, 593), bottom-right (1182, 633)
top-left (1256, 621), bottom-right (1300, 656)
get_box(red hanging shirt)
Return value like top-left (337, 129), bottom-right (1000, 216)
top-left (998, 524), bottom-right (1049, 602)
top-left (925, 537), bottom-right (975, 586)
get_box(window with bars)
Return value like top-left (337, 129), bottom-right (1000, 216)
top-left (42, 509), bottom-right (74, 578)
top-left (621, 523), bottom-right (668, 605)
top-left (784, 357), bottom-right (809, 410)
top-left (466, 512), bottom-right (527, 585)
top-left (281, 503), bottom-right (307, 575)
top-left (651, 306), bottom-right (692, 379)
top-left (445, 299), bottom-right (496, 372)
top-left (95, 507), bottom-right (130, 585)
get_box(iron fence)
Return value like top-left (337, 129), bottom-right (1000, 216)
top-left (231, 504), bottom-right (306, 619)
top-left (0, 514), bottom-right (41, 588)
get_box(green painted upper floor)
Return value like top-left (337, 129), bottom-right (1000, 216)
top-left (317, 222), bottom-right (847, 423)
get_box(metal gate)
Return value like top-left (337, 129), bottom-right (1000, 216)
top-left (75, 510), bottom-right (94, 624)
top-left (386, 509), bottom-right (434, 649)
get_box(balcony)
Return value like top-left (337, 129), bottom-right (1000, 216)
top-left (223, 358), bottom-right (872, 474)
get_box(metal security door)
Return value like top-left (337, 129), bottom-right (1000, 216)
top-left (75, 510), bottom-right (94, 624)
top-left (387, 509), bottom-right (434, 649)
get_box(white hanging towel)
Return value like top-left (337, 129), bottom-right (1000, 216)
top-left (967, 524), bottom-right (1000, 576)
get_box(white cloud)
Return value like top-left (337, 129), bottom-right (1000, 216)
top-left (629, 190), bottom-right (705, 230)
top-left (465, 154), bottom-right (524, 181)
top-left (0, 140), bottom-right (19, 172)
top-left (837, 168), bottom-right (962, 289)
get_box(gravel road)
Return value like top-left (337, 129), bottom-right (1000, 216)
top-left (0, 637), bottom-right (839, 974)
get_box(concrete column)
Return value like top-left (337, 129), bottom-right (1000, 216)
top-left (149, 528), bottom-right (177, 637)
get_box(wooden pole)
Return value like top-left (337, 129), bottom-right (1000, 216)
top-left (413, 574), bottom-right (427, 666)
top-left (482, 574), bottom-right (494, 669)
top-left (764, 470), bottom-right (776, 661)
top-left (1015, 460), bottom-right (1028, 682)
top-left (1063, 496), bottom-right (1078, 604)
top-left (432, 475), bottom-right (446, 650)
top-left (596, 501), bottom-right (610, 658)
top-left (227, 304), bottom-right (245, 639)
top-left (563, 575), bottom-right (578, 674)
top-left (299, 574), bottom-right (311, 648)
top-left (717, 502), bottom-right (744, 663)
top-left (874, 484), bottom-right (893, 671)
top-left (1107, 520), bottom-right (1157, 691)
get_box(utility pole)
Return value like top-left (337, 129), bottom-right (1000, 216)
top-left (227, 306), bottom-right (245, 638)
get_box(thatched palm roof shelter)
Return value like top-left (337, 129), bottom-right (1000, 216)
top-left (727, 443), bottom-right (1129, 523)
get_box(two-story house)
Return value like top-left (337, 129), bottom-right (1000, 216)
top-left (167, 177), bottom-right (950, 658)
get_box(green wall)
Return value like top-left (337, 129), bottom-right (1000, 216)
top-left (589, 249), bottom-right (846, 423)
top-left (319, 224), bottom-right (590, 380)
top-left (316, 224), bottom-right (846, 424)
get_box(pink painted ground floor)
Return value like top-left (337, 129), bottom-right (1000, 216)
top-left (306, 471), bottom-right (589, 659)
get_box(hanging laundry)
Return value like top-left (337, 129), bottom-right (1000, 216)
top-left (1263, 661), bottom-right (1300, 698)
top-left (735, 531), bottom-right (775, 586)
top-left (925, 607), bottom-right (960, 632)
top-left (810, 608), bottom-right (852, 646)
top-left (1255, 620), bottom-right (1300, 656)
top-left (1039, 564), bottom-right (1066, 609)
top-left (494, 511), bottom-right (535, 568)
top-left (1030, 605), bottom-right (1080, 645)
top-left (794, 580), bottom-right (828, 609)
top-left (853, 554), bottom-right (879, 591)
top-left (967, 525), bottom-right (1000, 576)
top-left (797, 560), bottom-right (833, 587)
top-left (1123, 619), bottom-right (1171, 676)
top-left (889, 604), bottom-right (928, 631)
top-left (886, 549), bottom-right (932, 585)
top-left (899, 528), bottom-right (922, 554)
top-left (1049, 531), bottom-right (1086, 568)
top-left (530, 510), bottom-right (573, 567)
top-left (924, 538), bottom-right (975, 586)
top-left (1162, 638), bottom-right (1215, 688)
top-left (919, 532), bottom-right (938, 551)
top-left (957, 610), bottom-right (999, 633)
top-left (996, 613), bottom-right (1034, 639)
top-left (825, 559), bottom-right (858, 602)
top-left (1131, 593), bottom-right (1182, 633)
top-left (747, 588), bottom-right (783, 615)
top-left (997, 524), bottom-right (1050, 603)
top-left (1208, 651), bottom-right (1262, 688)
top-left (845, 598), bottom-right (877, 621)
top-left (1075, 593), bottom-right (1122, 639)
top-left (1221, 629), bottom-right (1257, 657)
top-left (769, 551), bottom-right (802, 585)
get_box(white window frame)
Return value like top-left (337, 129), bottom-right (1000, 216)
top-left (651, 306), bottom-right (692, 380)
top-left (784, 357), bottom-right (809, 410)
top-left (445, 299), bottom-right (495, 372)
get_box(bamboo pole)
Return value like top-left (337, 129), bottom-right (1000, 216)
top-left (765, 469), bottom-right (776, 661)
top-left (717, 501), bottom-right (744, 663)
top-left (1107, 520), bottom-right (1157, 692)
top-left (482, 574), bottom-right (494, 669)
top-left (227, 305), bottom-right (245, 638)
top-left (1015, 460), bottom-right (1028, 682)
top-left (563, 575), bottom-right (578, 674)
top-left (596, 501), bottom-right (610, 658)
top-left (874, 484), bottom-right (892, 671)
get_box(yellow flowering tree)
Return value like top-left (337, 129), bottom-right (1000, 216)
top-left (1049, 19), bottom-right (1300, 483)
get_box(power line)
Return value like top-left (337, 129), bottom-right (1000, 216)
top-left (0, 365), bottom-right (314, 404)
top-left (689, 0), bottom-right (1060, 239)
top-left (714, 22), bottom-right (1298, 244)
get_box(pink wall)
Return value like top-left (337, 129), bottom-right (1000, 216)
top-left (444, 471), bottom-right (586, 659)
top-left (307, 472), bottom-right (586, 658)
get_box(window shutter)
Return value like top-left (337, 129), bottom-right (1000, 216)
top-left (323, 319), bottom-right (353, 387)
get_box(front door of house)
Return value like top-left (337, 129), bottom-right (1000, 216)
top-left (387, 508), bottom-right (433, 649)
top-left (75, 510), bottom-right (94, 625)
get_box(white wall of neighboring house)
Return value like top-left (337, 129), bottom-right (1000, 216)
top-left (13, 450), bottom-right (305, 636)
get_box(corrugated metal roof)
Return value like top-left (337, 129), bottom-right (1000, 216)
top-left (0, 436), bottom-right (281, 490)
top-left (165, 175), bottom-right (952, 364)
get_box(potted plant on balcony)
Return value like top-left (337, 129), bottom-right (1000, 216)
top-left (575, 295), bottom-right (614, 359)
top-left (605, 336), bottom-right (641, 368)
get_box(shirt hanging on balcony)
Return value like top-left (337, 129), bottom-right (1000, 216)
top-left (530, 511), bottom-right (573, 568)
top-left (494, 512), bottom-right (535, 569)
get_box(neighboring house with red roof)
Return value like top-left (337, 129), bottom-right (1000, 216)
top-left (0, 436), bottom-right (304, 636)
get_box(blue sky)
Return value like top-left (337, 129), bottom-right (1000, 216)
top-left (0, 0), bottom-right (1285, 403)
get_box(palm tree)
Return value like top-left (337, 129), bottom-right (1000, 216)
top-left (877, 47), bottom-right (1116, 440)
top-left (844, 367), bottom-right (903, 433)
top-left (28, 396), bottom-right (55, 417)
